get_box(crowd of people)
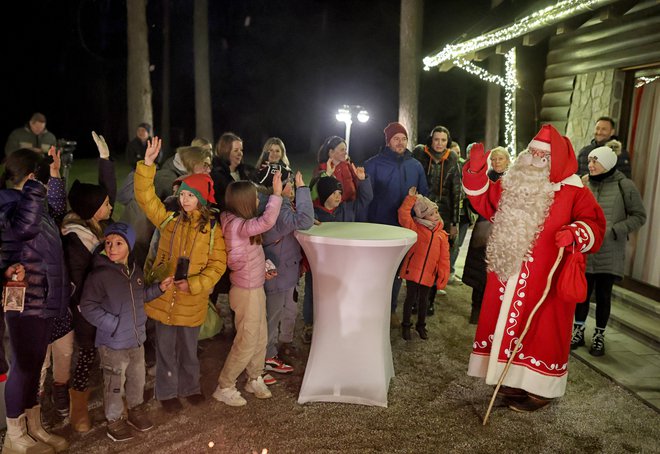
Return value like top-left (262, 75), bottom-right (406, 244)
top-left (0, 112), bottom-right (646, 450)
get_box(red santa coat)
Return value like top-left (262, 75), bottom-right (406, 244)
top-left (463, 128), bottom-right (606, 399)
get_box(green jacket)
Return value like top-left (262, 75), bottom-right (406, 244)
top-left (4, 125), bottom-right (56, 155)
top-left (586, 170), bottom-right (646, 278)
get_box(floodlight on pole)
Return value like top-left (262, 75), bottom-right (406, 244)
top-left (336, 105), bottom-right (369, 155)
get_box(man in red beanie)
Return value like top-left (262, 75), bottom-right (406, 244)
top-left (463, 125), bottom-right (606, 411)
top-left (364, 122), bottom-right (428, 327)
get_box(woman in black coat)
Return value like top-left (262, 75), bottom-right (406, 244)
top-left (0, 148), bottom-right (69, 452)
top-left (463, 146), bottom-right (510, 324)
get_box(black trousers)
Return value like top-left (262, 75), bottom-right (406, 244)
top-left (403, 281), bottom-right (431, 328)
top-left (574, 273), bottom-right (616, 329)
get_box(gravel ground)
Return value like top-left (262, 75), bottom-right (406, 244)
top-left (27, 281), bottom-right (660, 453)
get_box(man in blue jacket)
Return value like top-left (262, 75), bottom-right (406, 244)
top-left (364, 122), bottom-right (428, 327)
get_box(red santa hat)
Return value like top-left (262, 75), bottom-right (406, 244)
top-left (528, 124), bottom-right (577, 184)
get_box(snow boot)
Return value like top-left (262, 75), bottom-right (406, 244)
top-left (589, 328), bottom-right (606, 357)
top-left (570, 324), bottom-right (585, 350)
top-left (25, 405), bottom-right (68, 452)
top-left (3, 414), bottom-right (54, 454)
top-left (69, 388), bottom-right (91, 433)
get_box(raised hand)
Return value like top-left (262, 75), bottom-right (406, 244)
top-left (467, 143), bottom-right (488, 174)
top-left (272, 170), bottom-right (283, 196)
top-left (48, 146), bottom-right (61, 177)
top-left (144, 136), bottom-right (162, 166)
top-left (352, 163), bottom-right (366, 181)
top-left (293, 171), bottom-right (304, 188)
top-left (92, 131), bottom-right (110, 159)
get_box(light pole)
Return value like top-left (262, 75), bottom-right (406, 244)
top-left (336, 105), bottom-right (369, 155)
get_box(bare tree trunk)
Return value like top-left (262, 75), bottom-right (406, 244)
top-left (126, 0), bottom-right (153, 139)
top-left (194, 0), bottom-right (213, 142)
top-left (160, 0), bottom-right (171, 154)
top-left (399, 0), bottom-right (424, 146)
top-left (485, 57), bottom-right (502, 150)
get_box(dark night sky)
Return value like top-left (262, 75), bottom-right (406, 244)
top-left (1, 0), bottom-right (494, 166)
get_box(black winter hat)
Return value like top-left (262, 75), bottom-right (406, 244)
top-left (316, 176), bottom-right (342, 205)
top-left (68, 180), bottom-right (108, 220)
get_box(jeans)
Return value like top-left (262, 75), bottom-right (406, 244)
top-left (154, 321), bottom-right (201, 400)
top-left (98, 345), bottom-right (145, 421)
top-left (265, 287), bottom-right (295, 358)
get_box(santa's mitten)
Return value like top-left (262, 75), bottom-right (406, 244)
top-left (467, 143), bottom-right (488, 174)
top-left (555, 225), bottom-right (579, 247)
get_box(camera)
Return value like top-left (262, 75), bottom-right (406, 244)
top-left (56, 139), bottom-right (77, 181)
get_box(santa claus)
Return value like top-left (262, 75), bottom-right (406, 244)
top-left (463, 124), bottom-right (606, 412)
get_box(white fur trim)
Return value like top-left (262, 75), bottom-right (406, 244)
top-left (529, 140), bottom-right (551, 152)
top-left (551, 174), bottom-right (584, 191)
top-left (463, 180), bottom-right (489, 196)
top-left (574, 221), bottom-right (595, 252)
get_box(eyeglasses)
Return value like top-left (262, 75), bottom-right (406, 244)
top-left (529, 148), bottom-right (550, 159)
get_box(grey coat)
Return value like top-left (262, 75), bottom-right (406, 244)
top-left (585, 170), bottom-right (646, 278)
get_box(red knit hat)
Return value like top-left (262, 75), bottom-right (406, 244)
top-left (178, 173), bottom-right (216, 205)
top-left (528, 124), bottom-right (577, 183)
top-left (384, 122), bottom-right (408, 144)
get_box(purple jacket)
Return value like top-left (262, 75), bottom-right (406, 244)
top-left (220, 195), bottom-right (282, 289)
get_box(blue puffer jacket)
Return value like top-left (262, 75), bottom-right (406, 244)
top-left (364, 147), bottom-right (429, 226)
top-left (80, 251), bottom-right (163, 349)
top-left (0, 179), bottom-right (69, 318)
top-left (258, 187), bottom-right (314, 293)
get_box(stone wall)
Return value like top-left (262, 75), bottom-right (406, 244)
top-left (565, 69), bottom-right (625, 151)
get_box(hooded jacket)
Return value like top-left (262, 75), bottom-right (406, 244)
top-left (134, 162), bottom-right (228, 327)
top-left (80, 252), bottom-right (162, 349)
top-left (398, 195), bottom-right (450, 288)
top-left (0, 178), bottom-right (69, 318)
top-left (364, 147), bottom-right (428, 226)
top-left (220, 195), bottom-right (282, 290)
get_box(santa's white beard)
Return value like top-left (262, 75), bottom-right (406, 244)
top-left (486, 159), bottom-right (555, 280)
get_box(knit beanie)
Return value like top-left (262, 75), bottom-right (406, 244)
top-left (384, 122), bottom-right (408, 144)
top-left (255, 163), bottom-right (292, 188)
top-left (588, 146), bottom-right (617, 172)
top-left (413, 195), bottom-right (437, 219)
top-left (68, 180), bottom-right (108, 220)
top-left (104, 222), bottom-right (136, 251)
top-left (316, 176), bottom-right (343, 205)
top-left (178, 173), bottom-right (216, 206)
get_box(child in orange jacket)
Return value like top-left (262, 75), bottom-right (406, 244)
top-left (398, 187), bottom-right (450, 340)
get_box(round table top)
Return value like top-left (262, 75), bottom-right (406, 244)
top-left (295, 222), bottom-right (417, 247)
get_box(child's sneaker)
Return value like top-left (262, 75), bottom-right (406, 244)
top-left (245, 376), bottom-right (272, 399)
top-left (212, 386), bottom-right (247, 407)
top-left (107, 418), bottom-right (134, 442)
top-left (265, 356), bottom-right (294, 374)
top-left (263, 374), bottom-right (277, 386)
top-left (127, 405), bottom-right (154, 432)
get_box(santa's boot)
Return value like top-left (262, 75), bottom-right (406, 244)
top-left (589, 327), bottom-right (606, 357)
top-left (25, 405), bottom-right (69, 453)
top-left (570, 324), bottom-right (585, 350)
top-left (69, 388), bottom-right (92, 433)
top-left (3, 414), bottom-right (54, 454)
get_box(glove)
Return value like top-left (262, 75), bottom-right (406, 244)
top-left (555, 225), bottom-right (576, 247)
top-left (467, 143), bottom-right (488, 174)
top-left (92, 131), bottom-right (110, 159)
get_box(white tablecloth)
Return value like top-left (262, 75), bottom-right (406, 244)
top-left (295, 222), bottom-right (417, 407)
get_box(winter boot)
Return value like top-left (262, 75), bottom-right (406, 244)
top-left (51, 382), bottom-right (69, 417)
top-left (401, 323), bottom-right (412, 341)
top-left (25, 405), bottom-right (69, 453)
top-left (416, 324), bottom-right (428, 340)
top-left (3, 414), bottom-right (54, 454)
top-left (589, 328), bottom-right (605, 357)
top-left (570, 324), bottom-right (585, 350)
top-left (69, 388), bottom-right (91, 433)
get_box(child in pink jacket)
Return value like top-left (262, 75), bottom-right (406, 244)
top-left (213, 173), bottom-right (283, 407)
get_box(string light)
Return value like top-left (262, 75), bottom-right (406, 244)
top-left (451, 58), bottom-right (509, 88)
top-left (635, 76), bottom-right (659, 88)
top-left (504, 48), bottom-right (517, 156)
top-left (423, 0), bottom-right (608, 69)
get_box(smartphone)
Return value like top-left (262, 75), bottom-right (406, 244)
top-left (174, 257), bottom-right (190, 281)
